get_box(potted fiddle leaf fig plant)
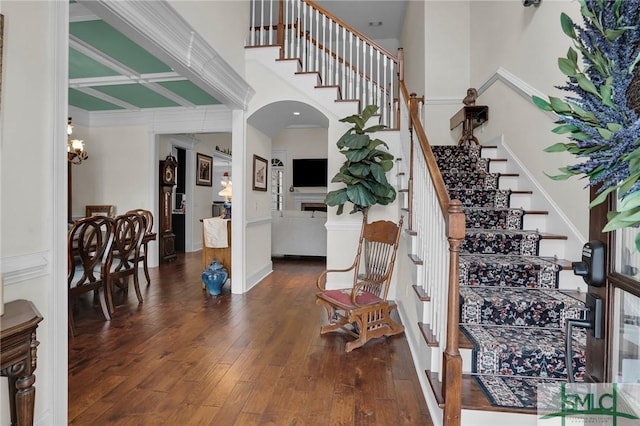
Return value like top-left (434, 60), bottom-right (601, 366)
top-left (325, 105), bottom-right (396, 215)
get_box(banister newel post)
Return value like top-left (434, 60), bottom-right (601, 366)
top-left (397, 48), bottom-right (404, 82)
top-left (443, 200), bottom-right (465, 426)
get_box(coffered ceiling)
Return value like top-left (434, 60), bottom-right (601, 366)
top-left (68, 1), bottom-right (406, 117)
top-left (69, 4), bottom-right (221, 113)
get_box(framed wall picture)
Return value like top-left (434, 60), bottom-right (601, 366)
top-left (252, 155), bottom-right (268, 191)
top-left (196, 153), bottom-right (213, 186)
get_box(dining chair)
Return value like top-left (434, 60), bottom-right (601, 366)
top-left (105, 213), bottom-right (146, 314)
top-left (126, 209), bottom-right (156, 285)
top-left (67, 215), bottom-right (115, 336)
top-left (316, 214), bottom-right (404, 352)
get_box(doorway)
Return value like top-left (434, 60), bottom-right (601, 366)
top-left (173, 147), bottom-right (187, 253)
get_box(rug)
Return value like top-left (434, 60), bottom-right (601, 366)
top-left (474, 375), bottom-right (565, 410)
top-left (432, 144), bottom-right (588, 411)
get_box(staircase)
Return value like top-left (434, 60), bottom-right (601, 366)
top-left (431, 144), bottom-right (587, 413)
top-left (244, 1), bottom-right (589, 424)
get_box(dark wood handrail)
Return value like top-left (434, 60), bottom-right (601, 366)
top-left (399, 82), bottom-right (451, 215)
top-left (400, 80), bottom-right (463, 426)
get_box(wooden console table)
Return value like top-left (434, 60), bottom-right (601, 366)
top-left (1, 299), bottom-right (43, 426)
top-left (450, 105), bottom-right (489, 145)
top-left (201, 219), bottom-right (231, 277)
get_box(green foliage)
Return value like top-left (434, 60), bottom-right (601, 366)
top-left (325, 105), bottom-right (397, 215)
top-left (534, 0), bottom-right (640, 249)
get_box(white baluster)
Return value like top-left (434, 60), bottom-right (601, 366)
top-left (250, 0), bottom-right (256, 46)
top-left (259, 0), bottom-right (265, 45)
top-left (390, 61), bottom-right (396, 127)
top-left (348, 32), bottom-right (354, 99)
top-left (296, 0), bottom-right (301, 59)
top-left (328, 21), bottom-right (333, 86)
top-left (381, 55), bottom-right (387, 127)
top-left (269, 0), bottom-right (273, 45)
top-left (355, 37), bottom-right (361, 105)
top-left (341, 27), bottom-right (346, 96)
top-left (314, 9), bottom-right (319, 73)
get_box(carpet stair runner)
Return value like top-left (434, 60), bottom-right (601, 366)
top-left (432, 145), bottom-right (588, 411)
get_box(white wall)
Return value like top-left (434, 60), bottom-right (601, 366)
top-left (272, 127), bottom-right (328, 210)
top-left (245, 125), bottom-right (273, 289)
top-left (72, 125), bottom-right (152, 217)
top-left (0, 1), bottom-right (65, 424)
top-left (168, 0), bottom-right (249, 78)
top-left (470, 0), bottom-right (589, 238)
top-left (400, 0), bottom-right (425, 96)
top-left (423, 1), bottom-right (471, 146)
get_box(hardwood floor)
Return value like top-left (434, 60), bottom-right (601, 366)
top-left (68, 252), bottom-right (433, 425)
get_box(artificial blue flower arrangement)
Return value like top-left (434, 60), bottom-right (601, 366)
top-left (533, 0), bottom-right (640, 248)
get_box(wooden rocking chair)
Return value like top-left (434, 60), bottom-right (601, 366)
top-left (316, 215), bottom-right (404, 352)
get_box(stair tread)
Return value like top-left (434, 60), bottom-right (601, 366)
top-left (419, 322), bottom-right (439, 347)
top-left (462, 374), bottom-right (557, 413)
top-left (460, 286), bottom-right (588, 305)
top-left (462, 207), bottom-right (546, 214)
top-left (426, 370), bottom-right (538, 414)
top-left (412, 285), bottom-right (431, 301)
top-left (465, 229), bottom-right (567, 240)
top-left (460, 323), bottom-right (585, 348)
top-left (460, 287), bottom-right (588, 328)
top-left (460, 254), bottom-right (574, 270)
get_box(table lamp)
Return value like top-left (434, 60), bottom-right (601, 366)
top-left (218, 172), bottom-right (232, 219)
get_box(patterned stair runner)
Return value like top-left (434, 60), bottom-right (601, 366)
top-left (432, 144), bottom-right (587, 410)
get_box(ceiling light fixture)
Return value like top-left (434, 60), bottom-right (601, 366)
top-left (293, 111), bottom-right (301, 116)
top-left (67, 117), bottom-right (88, 165)
top-left (368, 21), bottom-right (383, 27)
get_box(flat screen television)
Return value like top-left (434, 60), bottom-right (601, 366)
top-left (292, 158), bottom-right (328, 187)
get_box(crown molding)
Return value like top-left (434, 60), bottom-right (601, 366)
top-left (70, 104), bottom-right (233, 134)
top-left (477, 66), bottom-right (557, 120)
top-left (424, 97), bottom-right (461, 106)
top-left (78, 0), bottom-right (255, 110)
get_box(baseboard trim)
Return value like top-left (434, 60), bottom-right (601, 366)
top-left (246, 261), bottom-right (273, 292)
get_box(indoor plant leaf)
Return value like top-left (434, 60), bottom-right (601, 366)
top-left (327, 105), bottom-right (396, 215)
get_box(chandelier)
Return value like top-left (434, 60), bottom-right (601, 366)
top-left (67, 117), bottom-right (88, 164)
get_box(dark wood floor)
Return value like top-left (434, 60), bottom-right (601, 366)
top-left (68, 252), bottom-right (433, 425)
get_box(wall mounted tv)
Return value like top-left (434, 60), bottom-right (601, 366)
top-left (292, 158), bottom-right (328, 187)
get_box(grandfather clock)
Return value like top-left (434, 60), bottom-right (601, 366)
top-left (159, 155), bottom-right (178, 263)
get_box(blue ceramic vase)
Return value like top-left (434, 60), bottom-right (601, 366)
top-left (201, 260), bottom-right (228, 296)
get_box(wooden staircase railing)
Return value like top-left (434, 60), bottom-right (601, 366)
top-left (399, 81), bottom-right (465, 426)
top-left (247, 0), bottom-right (401, 128)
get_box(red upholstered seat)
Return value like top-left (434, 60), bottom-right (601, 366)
top-left (321, 289), bottom-right (382, 307)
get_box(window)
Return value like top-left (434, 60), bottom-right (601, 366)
top-left (271, 158), bottom-right (285, 211)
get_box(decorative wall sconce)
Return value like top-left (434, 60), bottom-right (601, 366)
top-left (67, 117), bottom-right (88, 164)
